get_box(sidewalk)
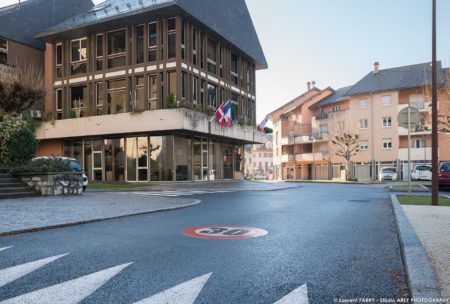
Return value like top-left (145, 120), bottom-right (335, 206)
top-left (0, 192), bottom-right (201, 236)
top-left (402, 205), bottom-right (450, 299)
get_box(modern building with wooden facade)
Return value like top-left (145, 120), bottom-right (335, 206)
top-left (35, 0), bottom-right (267, 182)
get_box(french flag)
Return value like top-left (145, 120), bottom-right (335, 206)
top-left (257, 116), bottom-right (269, 133)
top-left (223, 102), bottom-right (233, 127)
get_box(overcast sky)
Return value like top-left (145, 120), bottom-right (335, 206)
top-left (2, 0), bottom-right (450, 123)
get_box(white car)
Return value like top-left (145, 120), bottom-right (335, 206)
top-left (32, 157), bottom-right (88, 192)
top-left (411, 165), bottom-right (432, 181)
top-left (379, 167), bottom-right (398, 181)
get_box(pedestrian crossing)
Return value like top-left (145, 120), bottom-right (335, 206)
top-left (0, 247), bottom-right (309, 303)
top-left (127, 190), bottom-right (232, 197)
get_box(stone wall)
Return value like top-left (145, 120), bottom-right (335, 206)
top-left (20, 173), bottom-right (83, 196)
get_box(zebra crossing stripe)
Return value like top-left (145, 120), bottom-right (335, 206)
top-left (0, 254), bottom-right (67, 288)
top-left (0, 247), bottom-right (13, 253)
top-left (274, 284), bottom-right (309, 304)
top-left (134, 273), bottom-right (212, 304)
top-left (0, 262), bottom-right (133, 304)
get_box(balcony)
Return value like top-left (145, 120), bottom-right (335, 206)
top-left (281, 154), bottom-right (295, 162)
top-left (315, 113), bottom-right (329, 120)
top-left (295, 152), bottom-right (328, 162)
top-left (36, 108), bottom-right (265, 144)
top-left (398, 126), bottom-right (431, 136)
top-left (398, 148), bottom-right (432, 161)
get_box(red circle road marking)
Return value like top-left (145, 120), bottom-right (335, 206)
top-left (182, 226), bottom-right (268, 239)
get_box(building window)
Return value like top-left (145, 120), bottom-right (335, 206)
top-left (359, 98), bottom-right (368, 109)
top-left (411, 139), bottom-right (426, 148)
top-left (193, 76), bottom-right (198, 104)
top-left (56, 89), bottom-right (63, 120)
top-left (168, 71), bottom-right (176, 97)
top-left (107, 29), bottom-right (126, 69)
top-left (70, 86), bottom-right (87, 117)
top-left (360, 141), bottom-right (368, 151)
top-left (181, 19), bottom-right (186, 60)
top-left (337, 121), bottom-right (345, 131)
top-left (207, 83), bottom-right (217, 108)
top-left (55, 43), bottom-right (63, 78)
top-left (148, 22), bottom-right (157, 62)
top-left (192, 27), bottom-right (197, 65)
top-left (332, 104), bottom-right (341, 112)
top-left (181, 71), bottom-right (187, 99)
top-left (382, 95), bottom-right (392, 107)
top-left (70, 38), bottom-right (87, 75)
top-left (136, 25), bottom-right (145, 64)
top-left (382, 139), bottom-right (393, 150)
top-left (0, 38), bottom-right (7, 65)
top-left (382, 116), bottom-right (392, 128)
top-left (134, 76), bottom-right (145, 110)
top-left (207, 38), bottom-right (217, 74)
top-left (96, 82), bottom-right (104, 115)
top-left (410, 94), bottom-right (426, 110)
top-left (167, 17), bottom-right (176, 59)
top-left (96, 34), bottom-right (104, 71)
top-left (359, 119), bottom-right (368, 129)
top-left (107, 79), bottom-right (126, 114)
top-left (149, 75), bottom-right (158, 110)
top-left (231, 52), bottom-right (238, 85)
top-left (319, 124), bottom-right (328, 134)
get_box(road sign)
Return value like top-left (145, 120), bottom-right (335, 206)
top-left (398, 107), bottom-right (421, 129)
top-left (182, 226), bottom-right (268, 239)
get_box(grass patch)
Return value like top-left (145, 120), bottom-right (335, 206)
top-left (88, 182), bottom-right (154, 190)
top-left (398, 195), bottom-right (450, 206)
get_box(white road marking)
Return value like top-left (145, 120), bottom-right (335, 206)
top-left (134, 273), bottom-right (212, 304)
top-left (128, 190), bottom-right (231, 197)
top-left (0, 262), bottom-right (133, 304)
top-left (0, 254), bottom-right (67, 288)
top-left (0, 247), bottom-right (13, 252)
top-left (274, 284), bottom-right (309, 304)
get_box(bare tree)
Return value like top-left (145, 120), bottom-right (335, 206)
top-left (331, 133), bottom-right (360, 181)
top-left (422, 67), bottom-right (450, 133)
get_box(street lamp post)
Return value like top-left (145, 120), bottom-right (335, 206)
top-left (431, 0), bottom-right (439, 206)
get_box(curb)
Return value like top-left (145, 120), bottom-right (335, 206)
top-left (0, 199), bottom-right (202, 237)
top-left (88, 185), bottom-right (302, 193)
top-left (285, 180), bottom-right (372, 185)
top-left (390, 194), bottom-right (441, 299)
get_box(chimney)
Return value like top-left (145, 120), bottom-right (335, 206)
top-left (307, 82), bottom-right (311, 91)
top-left (374, 62), bottom-right (380, 74)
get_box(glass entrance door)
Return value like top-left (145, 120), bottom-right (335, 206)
top-left (104, 139), bottom-right (125, 182)
top-left (193, 138), bottom-right (208, 181)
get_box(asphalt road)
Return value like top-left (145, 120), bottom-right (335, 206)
top-left (0, 184), bottom-right (408, 304)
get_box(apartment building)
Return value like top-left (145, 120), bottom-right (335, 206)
top-left (272, 62), bottom-right (450, 181)
top-left (244, 134), bottom-right (273, 178)
top-left (0, 0), bottom-right (93, 70)
top-left (34, 0), bottom-right (267, 182)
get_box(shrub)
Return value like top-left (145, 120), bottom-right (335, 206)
top-left (9, 157), bottom-right (71, 174)
top-left (166, 93), bottom-right (176, 109)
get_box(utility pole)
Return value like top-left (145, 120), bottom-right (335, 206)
top-left (431, 0), bottom-right (439, 206)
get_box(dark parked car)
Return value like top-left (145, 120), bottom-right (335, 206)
top-left (439, 162), bottom-right (450, 190)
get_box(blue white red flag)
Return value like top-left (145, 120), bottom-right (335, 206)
top-left (223, 102), bottom-right (233, 127)
top-left (256, 116), bottom-right (269, 133)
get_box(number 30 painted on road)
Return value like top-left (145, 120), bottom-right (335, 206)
top-left (182, 226), bottom-right (268, 239)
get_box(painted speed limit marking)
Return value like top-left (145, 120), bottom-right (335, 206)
top-left (182, 226), bottom-right (268, 239)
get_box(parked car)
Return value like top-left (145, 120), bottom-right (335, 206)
top-left (32, 157), bottom-right (88, 192)
top-left (439, 162), bottom-right (450, 190)
top-left (379, 167), bottom-right (398, 181)
top-left (411, 165), bottom-right (432, 181)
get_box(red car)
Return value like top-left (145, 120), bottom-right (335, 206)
top-left (439, 162), bottom-right (450, 190)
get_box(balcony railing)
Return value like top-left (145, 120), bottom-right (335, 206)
top-left (281, 154), bottom-right (295, 162)
top-left (398, 148), bottom-right (432, 161)
top-left (295, 152), bottom-right (329, 162)
top-left (315, 113), bottom-right (329, 120)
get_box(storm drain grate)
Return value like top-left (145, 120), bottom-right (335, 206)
top-left (349, 199), bottom-right (371, 203)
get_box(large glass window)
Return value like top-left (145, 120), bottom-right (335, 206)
top-left (55, 43), bottom-right (62, 78)
top-left (56, 89), bottom-right (63, 120)
top-left (175, 136), bottom-right (192, 181)
top-left (167, 18), bottom-right (176, 59)
top-left (104, 138), bottom-right (125, 182)
top-left (133, 76), bottom-right (145, 111)
top-left (207, 38), bottom-right (217, 74)
top-left (0, 38), bottom-right (7, 65)
top-left (193, 138), bottom-right (208, 181)
top-left (150, 136), bottom-right (174, 181)
top-left (192, 76), bottom-right (198, 104)
top-left (96, 82), bottom-right (104, 115)
top-left (149, 74), bottom-right (158, 110)
top-left (70, 86), bottom-right (88, 117)
top-left (84, 140), bottom-right (93, 181)
top-left (127, 137), bottom-right (148, 181)
top-left (148, 22), bottom-right (157, 62)
top-left (207, 83), bottom-right (217, 108)
top-left (107, 29), bottom-right (126, 69)
top-left (92, 140), bottom-right (103, 181)
top-left (136, 25), bottom-right (144, 64)
top-left (70, 38), bottom-right (87, 75)
top-left (223, 144), bottom-right (234, 179)
top-left (107, 79), bottom-right (126, 114)
top-left (96, 34), bottom-right (103, 71)
top-left (231, 53), bottom-right (238, 85)
top-left (209, 141), bottom-right (222, 180)
top-left (168, 71), bottom-right (176, 100)
top-left (192, 27), bottom-right (197, 65)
